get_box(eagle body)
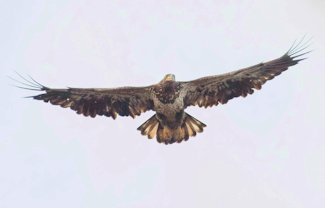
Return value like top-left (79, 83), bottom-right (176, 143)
top-left (15, 39), bottom-right (310, 144)
top-left (138, 75), bottom-right (206, 143)
top-left (152, 76), bottom-right (185, 128)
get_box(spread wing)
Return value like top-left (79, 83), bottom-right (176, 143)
top-left (181, 39), bottom-right (311, 108)
top-left (13, 75), bottom-right (154, 119)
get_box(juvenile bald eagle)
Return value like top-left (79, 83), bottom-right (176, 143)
top-left (14, 40), bottom-right (310, 144)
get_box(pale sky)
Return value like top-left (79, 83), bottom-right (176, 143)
top-left (1, 0), bottom-right (325, 207)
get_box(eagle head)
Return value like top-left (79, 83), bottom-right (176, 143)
top-left (160, 74), bottom-right (175, 83)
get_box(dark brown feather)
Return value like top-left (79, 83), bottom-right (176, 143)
top-left (32, 87), bottom-right (154, 119)
top-left (182, 44), bottom-right (310, 108)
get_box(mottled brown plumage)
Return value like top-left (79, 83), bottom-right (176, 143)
top-left (14, 39), bottom-right (310, 144)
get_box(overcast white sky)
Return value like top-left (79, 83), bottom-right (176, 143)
top-left (1, 0), bottom-right (325, 207)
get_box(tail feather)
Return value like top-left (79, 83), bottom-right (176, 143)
top-left (185, 114), bottom-right (205, 134)
top-left (137, 115), bottom-right (159, 139)
top-left (137, 113), bottom-right (206, 144)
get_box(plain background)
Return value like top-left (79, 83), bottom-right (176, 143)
top-left (1, 0), bottom-right (324, 207)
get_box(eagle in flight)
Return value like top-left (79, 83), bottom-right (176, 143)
top-left (14, 39), bottom-right (310, 144)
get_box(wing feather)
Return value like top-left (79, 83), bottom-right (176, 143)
top-left (182, 39), bottom-right (311, 108)
top-left (17, 79), bottom-right (154, 119)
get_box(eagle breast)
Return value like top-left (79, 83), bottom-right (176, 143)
top-left (152, 81), bottom-right (182, 104)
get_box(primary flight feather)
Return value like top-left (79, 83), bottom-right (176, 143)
top-left (15, 39), bottom-right (310, 144)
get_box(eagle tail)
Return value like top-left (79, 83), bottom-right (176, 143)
top-left (137, 113), bottom-right (206, 144)
top-left (137, 115), bottom-right (160, 140)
